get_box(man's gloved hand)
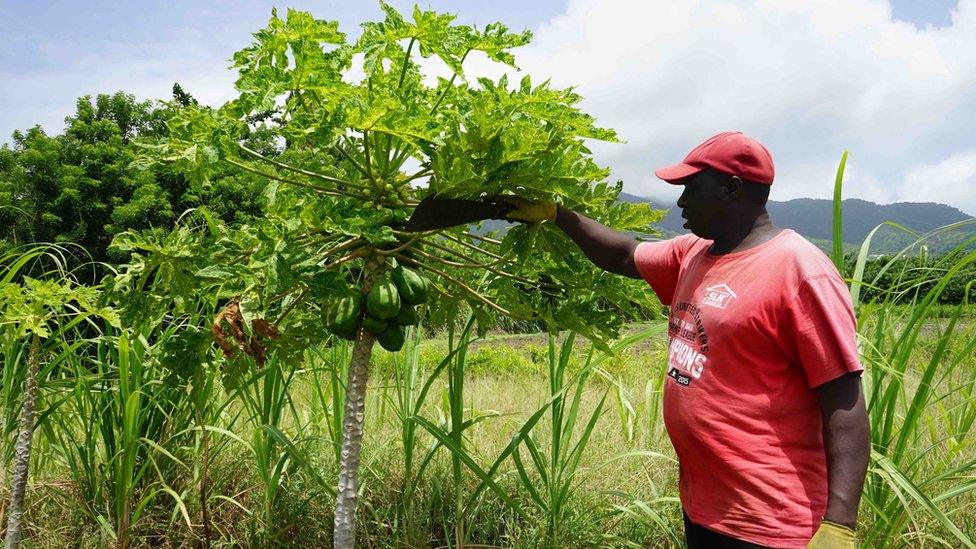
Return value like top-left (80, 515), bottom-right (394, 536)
top-left (500, 196), bottom-right (557, 223)
top-left (807, 520), bottom-right (856, 549)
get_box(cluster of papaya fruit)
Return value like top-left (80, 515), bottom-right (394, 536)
top-left (321, 265), bottom-right (430, 351)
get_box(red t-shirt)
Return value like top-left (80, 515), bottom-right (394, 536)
top-left (634, 229), bottom-right (863, 547)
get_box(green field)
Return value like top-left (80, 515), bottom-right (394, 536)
top-left (1, 308), bottom-right (973, 547)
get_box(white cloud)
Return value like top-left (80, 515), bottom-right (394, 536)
top-left (0, 38), bottom-right (239, 142)
top-left (898, 151), bottom-right (976, 212)
top-left (463, 0), bottom-right (976, 214)
top-left (3, 0), bottom-right (975, 216)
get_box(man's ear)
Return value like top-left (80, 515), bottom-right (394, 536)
top-left (724, 175), bottom-right (744, 201)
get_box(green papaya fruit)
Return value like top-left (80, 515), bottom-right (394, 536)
top-left (392, 304), bottom-right (418, 326)
top-left (391, 266), bottom-right (429, 305)
top-left (392, 209), bottom-right (409, 223)
top-left (377, 325), bottom-right (405, 352)
top-left (361, 315), bottom-right (387, 334)
top-left (366, 277), bottom-right (401, 319)
top-left (322, 293), bottom-right (360, 337)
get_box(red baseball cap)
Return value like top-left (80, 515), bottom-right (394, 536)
top-left (654, 131), bottom-right (775, 185)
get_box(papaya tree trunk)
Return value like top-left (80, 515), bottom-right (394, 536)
top-left (333, 326), bottom-right (376, 548)
top-left (4, 333), bottom-right (41, 549)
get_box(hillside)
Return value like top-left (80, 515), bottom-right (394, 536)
top-left (620, 193), bottom-right (976, 255)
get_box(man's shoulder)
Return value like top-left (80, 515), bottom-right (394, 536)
top-left (668, 233), bottom-right (706, 250)
top-left (771, 230), bottom-right (844, 280)
top-left (641, 233), bottom-right (703, 245)
top-left (637, 233), bottom-right (708, 255)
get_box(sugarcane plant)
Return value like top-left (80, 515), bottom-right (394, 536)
top-left (130, 4), bottom-right (662, 546)
top-left (0, 246), bottom-right (119, 549)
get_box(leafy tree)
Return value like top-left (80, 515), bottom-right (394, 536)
top-left (172, 83), bottom-right (198, 108)
top-left (128, 5), bottom-right (664, 546)
top-left (0, 90), bottom-right (267, 273)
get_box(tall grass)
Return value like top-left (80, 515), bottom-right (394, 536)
top-left (0, 245), bottom-right (119, 548)
top-left (509, 330), bottom-right (611, 543)
top-left (46, 328), bottom-right (199, 546)
top-left (230, 350), bottom-right (340, 544)
top-left (308, 342), bottom-right (351, 467)
top-left (3, 154), bottom-right (976, 546)
top-left (833, 153), bottom-right (976, 546)
top-left (387, 321), bottom-right (477, 541)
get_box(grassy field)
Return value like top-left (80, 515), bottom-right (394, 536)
top-left (3, 309), bottom-right (974, 547)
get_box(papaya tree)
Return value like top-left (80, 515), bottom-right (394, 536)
top-left (130, 4), bottom-right (662, 546)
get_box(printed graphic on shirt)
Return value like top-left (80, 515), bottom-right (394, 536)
top-left (701, 283), bottom-right (737, 309)
top-left (666, 302), bottom-right (710, 387)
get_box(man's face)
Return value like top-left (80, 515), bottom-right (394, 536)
top-left (675, 170), bottom-right (732, 240)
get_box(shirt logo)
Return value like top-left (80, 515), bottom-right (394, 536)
top-left (667, 303), bottom-right (710, 388)
top-left (668, 367), bottom-right (693, 386)
top-left (702, 283), bottom-right (737, 309)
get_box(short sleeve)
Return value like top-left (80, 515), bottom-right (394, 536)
top-left (633, 235), bottom-right (698, 305)
top-left (779, 274), bottom-right (864, 388)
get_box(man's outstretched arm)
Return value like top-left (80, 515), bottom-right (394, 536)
top-left (553, 206), bottom-right (642, 279)
top-left (502, 197), bottom-right (642, 279)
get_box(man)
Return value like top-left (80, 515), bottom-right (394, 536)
top-left (503, 131), bottom-right (869, 548)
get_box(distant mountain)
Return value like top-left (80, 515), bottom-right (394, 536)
top-left (619, 192), bottom-right (976, 255)
top-left (472, 193), bottom-right (974, 255)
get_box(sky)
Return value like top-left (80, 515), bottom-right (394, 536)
top-left (1, 0), bottom-right (973, 215)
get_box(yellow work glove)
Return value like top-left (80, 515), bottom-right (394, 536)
top-left (500, 196), bottom-right (557, 223)
top-left (807, 520), bottom-right (856, 549)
